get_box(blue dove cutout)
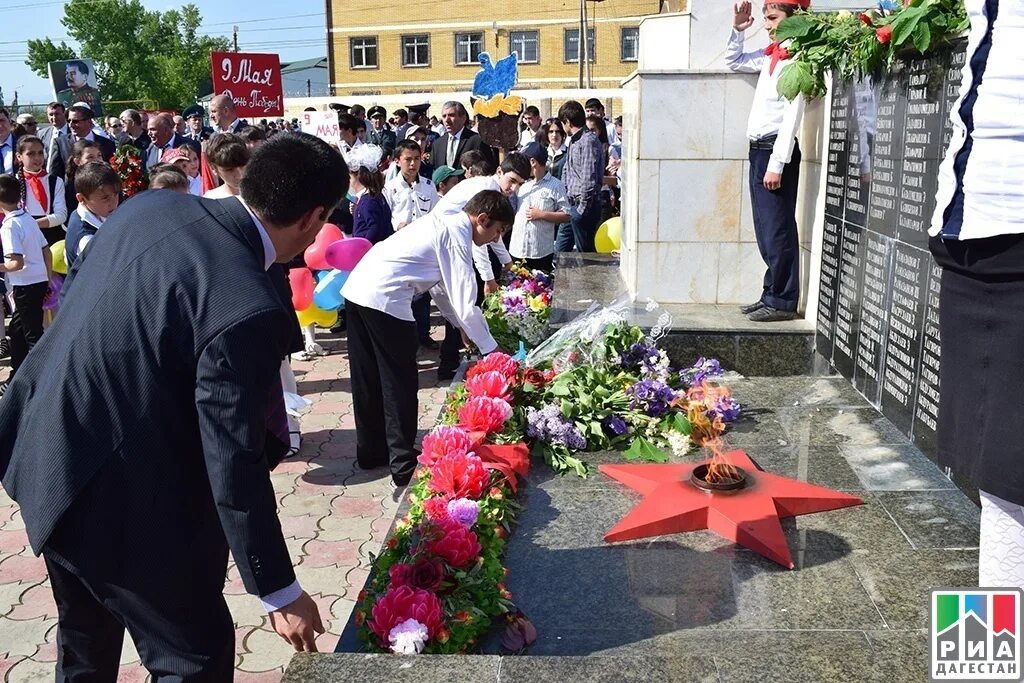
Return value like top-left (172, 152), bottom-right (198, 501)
top-left (472, 52), bottom-right (519, 99)
top-left (513, 341), bottom-right (528, 362)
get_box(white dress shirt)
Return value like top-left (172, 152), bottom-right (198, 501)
top-left (188, 175), bottom-right (202, 197)
top-left (341, 211), bottom-right (498, 353)
top-left (76, 204), bottom-right (107, 256)
top-left (0, 134), bottom-right (14, 176)
top-left (724, 28), bottom-right (805, 175)
top-left (384, 172), bottom-right (438, 229)
top-left (23, 172), bottom-right (68, 227)
top-left (445, 129), bottom-right (462, 166)
top-left (931, 0), bottom-right (1024, 240)
top-left (510, 173), bottom-right (571, 259)
top-left (519, 127), bottom-right (540, 149)
top-left (1, 209), bottom-right (50, 286)
top-left (433, 175), bottom-right (513, 280)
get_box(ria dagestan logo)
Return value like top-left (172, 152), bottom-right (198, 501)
top-left (931, 589), bottom-right (1023, 681)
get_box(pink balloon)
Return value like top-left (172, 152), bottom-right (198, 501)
top-left (325, 237), bottom-right (373, 271)
top-left (303, 223), bottom-right (345, 270)
top-left (289, 268), bottom-right (315, 311)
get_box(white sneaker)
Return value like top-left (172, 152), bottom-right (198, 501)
top-left (305, 342), bottom-right (325, 357)
top-left (291, 349), bottom-right (315, 362)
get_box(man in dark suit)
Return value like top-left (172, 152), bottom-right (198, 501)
top-left (183, 104), bottom-right (214, 145)
top-left (430, 101), bottom-right (494, 169)
top-left (53, 104), bottom-right (116, 180)
top-left (40, 102), bottom-right (70, 175)
top-left (0, 133), bottom-right (348, 680)
top-left (145, 112), bottom-right (198, 167)
top-left (0, 108), bottom-right (17, 176)
top-left (119, 108), bottom-right (152, 152)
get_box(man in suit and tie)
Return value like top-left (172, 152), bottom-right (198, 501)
top-left (182, 104), bottom-right (214, 144)
top-left (145, 112), bottom-right (195, 168)
top-left (0, 132), bottom-right (347, 680)
top-left (53, 104), bottom-right (116, 180)
top-left (0, 108), bottom-right (16, 176)
top-left (119, 108), bottom-right (151, 151)
top-left (431, 101), bottom-right (494, 170)
top-left (39, 102), bottom-right (69, 175)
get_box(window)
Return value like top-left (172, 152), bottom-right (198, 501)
top-left (564, 28), bottom-right (596, 63)
top-left (455, 32), bottom-right (484, 65)
top-left (402, 34), bottom-right (430, 68)
top-left (350, 36), bottom-right (378, 69)
top-left (509, 30), bottom-right (539, 64)
top-left (620, 27), bottom-right (639, 62)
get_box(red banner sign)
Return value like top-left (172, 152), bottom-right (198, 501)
top-left (210, 51), bottom-right (284, 118)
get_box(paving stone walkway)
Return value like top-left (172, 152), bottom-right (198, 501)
top-left (0, 328), bottom-right (451, 681)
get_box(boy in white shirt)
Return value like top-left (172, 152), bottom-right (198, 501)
top-left (509, 142), bottom-right (571, 274)
top-left (383, 139), bottom-right (439, 230)
top-left (341, 190), bottom-right (511, 489)
top-left (726, 0), bottom-right (807, 322)
top-left (0, 175), bottom-right (53, 387)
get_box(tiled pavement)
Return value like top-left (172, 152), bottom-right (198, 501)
top-left (0, 328), bottom-right (452, 682)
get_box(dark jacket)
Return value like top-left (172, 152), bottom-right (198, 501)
top-left (53, 133), bottom-right (117, 181)
top-left (64, 209), bottom-right (99, 267)
top-left (430, 127), bottom-right (493, 169)
top-left (352, 192), bottom-right (394, 244)
top-left (0, 192), bottom-right (298, 600)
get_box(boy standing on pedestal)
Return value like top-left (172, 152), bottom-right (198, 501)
top-left (726, 0), bottom-right (808, 322)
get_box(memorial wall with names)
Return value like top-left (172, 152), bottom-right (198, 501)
top-left (816, 42), bottom-right (966, 459)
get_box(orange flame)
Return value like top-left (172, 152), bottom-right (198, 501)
top-left (702, 437), bottom-right (739, 484)
top-left (673, 380), bottom-right (733, 445)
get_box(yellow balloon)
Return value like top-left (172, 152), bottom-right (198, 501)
top-left (594, 217), bottom-right (622, 253)
top-left (50, 240), bottom-right (68, 275)
top-left (296, 304), bottom-right (338, 328)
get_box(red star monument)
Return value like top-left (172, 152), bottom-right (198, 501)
top-left (600, 449), bottom-right (863, 569)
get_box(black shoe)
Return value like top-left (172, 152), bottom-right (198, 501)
top-left (330, 323), bottom-right (346, 334)
top-left (747, 306), bottom-right (799, 322)
top-left (419, 337), bottom-right (439, 350)
top-left (739, 301), bottom-right (765, 315)
top-left (437, 367), bottom-right (457, 381)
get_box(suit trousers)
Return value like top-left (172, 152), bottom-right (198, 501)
top-left (346, 301), bottom-right (419, 485)
top-left (9, 281), bottom-right (48, 376)
top-left (748, 142), bottom-right (801, 312)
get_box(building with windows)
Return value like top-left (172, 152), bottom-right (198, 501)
top-left (325, 0), bottom-right (664, 96)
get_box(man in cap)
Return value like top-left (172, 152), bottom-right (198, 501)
top-left (367, 106), bottom-right (397, 155)
top-left (183, 104), bottom-right (214, 144)
top-left (408, 103), bottom-right (430, 130)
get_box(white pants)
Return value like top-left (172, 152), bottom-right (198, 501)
top-left (980, 490), bottom-right (1024, 588)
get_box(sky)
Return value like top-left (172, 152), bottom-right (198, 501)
top-left (0, 0), bottom-right (326, 107)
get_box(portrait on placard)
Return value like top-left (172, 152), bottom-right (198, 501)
top-left (49, 58), bottom-right (103, 116)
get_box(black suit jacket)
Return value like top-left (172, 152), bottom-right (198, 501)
top-left (431, 127), bottom-right (493, 169)
top-left (53, 133), bottom-right (117, 180)
top-left (145, 132), bottom-right (197, 167)
top-left (0, 192), bottom-right (298, 598)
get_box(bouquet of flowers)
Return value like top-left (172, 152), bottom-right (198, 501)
top-left (482, 264), bottom-right (553, 352)
top-left (110, 144), bottom-right (147, 198)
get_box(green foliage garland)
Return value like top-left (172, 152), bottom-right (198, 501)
top-left (776, 0), bottom-right (969, 101)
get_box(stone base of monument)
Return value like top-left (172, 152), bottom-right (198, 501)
top-left (551, 254), bottom-right (818, 376)
top-left (283, 375), bottom-right (977, 682)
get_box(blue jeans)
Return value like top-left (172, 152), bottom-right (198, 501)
top-left (555, 223), bottom-right (575, 252)
top-left (568, 201), bottom-right (602, 253)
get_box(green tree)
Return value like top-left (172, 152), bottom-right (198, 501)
top-left (25, 0), bottom-right (230, 110)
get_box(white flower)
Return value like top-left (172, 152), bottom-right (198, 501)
top-left (666, 431), bottom-right (693, 457)
top-left (389, 618), bottom-right (429, 655)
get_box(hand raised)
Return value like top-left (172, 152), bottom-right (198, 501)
top-left (733, 1), bottom-right (755, 31)
top-left (269, 591), bottom-right (325, 652)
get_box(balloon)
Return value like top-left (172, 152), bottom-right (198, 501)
top-left (594, 217), bottom-right (622, 253)
top-left (296, 304), bottom-right (338, 328)
top-left (50, 240), bottom-right (68, 275)
top-left (313, 269), bottom-right (349, 311)
top-left (303, 223), bottom-right (345, 270)
top-left (288, 268), bottom-right (315, 311)
top-left (325, 237), bottom-right (373, 271)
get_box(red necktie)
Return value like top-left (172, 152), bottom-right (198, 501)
top-left (764, 42), bottom-right (791, 75)
top-left (23, 170), bottom-right (48, 212)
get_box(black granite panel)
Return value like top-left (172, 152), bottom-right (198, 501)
top-left (853, 232), bottom-right (892, 404)
top-left (866, 66), bottom-right (906, 238)
top-left (896, 56), bottom-right (944, 248)
top-left (880, 243), bottom-right (930, 435)
top-left (825, 81), bottom-right (850, 219)
top-left (815, 215), bottom-right (842, 360)
top-left (912, 261), bottom-right (942, 454)
top-left (832, 222), bottom-right (865, 378)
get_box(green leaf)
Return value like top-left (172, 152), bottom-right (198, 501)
top-left (777, 61), bottom-right (813, 101)
top-left (774, 14), bottom-right (816, 41)
top-left (911, 20), bottom-right (932, 53)
top-left (623, 436), bottom-right (670, 463)
top-left (890, 5), bottom-right (926, 48)
top-left (670, 412), bottom-right (692, 436)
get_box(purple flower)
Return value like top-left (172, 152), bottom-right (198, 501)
top-left (626, 378), bottom-right (681, 417)
top-left (602, 415), bottom-right (629, 436)
top-left (680, 357), bottom-right (724, 387)
top-left (712, 396), bottom-right (742, 423)
top-left (526, 404), bottom-right (587, 450)
top-left (447, 498), bottom-right (480, 528)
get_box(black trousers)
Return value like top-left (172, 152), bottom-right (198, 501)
top-left (41, 225), bottom-right (65, 246)
top-left (346, 301), bottom-right (419, 485)
top-left (440, 248), bottom-right (497, 371)
top-left (748, 141), bottom-right (801, 312)
top-left (524, 253), bottom-right (555, 274)
top-left (10, 281), bottom-right (48, 376)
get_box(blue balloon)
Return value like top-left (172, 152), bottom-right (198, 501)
top-left (313, 269), bottom-right (349, 310)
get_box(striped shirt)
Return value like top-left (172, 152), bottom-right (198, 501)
top-left (931, 0), bottom-right (1024, 240)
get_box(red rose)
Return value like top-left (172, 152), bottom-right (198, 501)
top-left (388, 557), bottom-right (445, 591)
top-left (466, 351), bottom-right (519, 383)
top-left (876, 24), bottom-right (893, 43)
top-left (464, 370), bottom-right (512, 402)
top-left (457, 396), bottom-right (512, 434)
top-left (367, 586), bottom-right (444, 648)
top-left (522, 367), bottom-right (549, 389)
top-left (859, 12), bottom-right (874, 25)
top-left (428, 451), bottom-right (490, 500)
top-left (426, 519), bottom-right (481, 568)
top-left (418, 425), bottom-right (472, 468)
